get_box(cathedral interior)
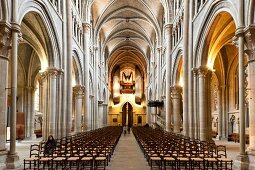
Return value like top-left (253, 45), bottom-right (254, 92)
top-left (0, 0), bottom-right (255, 169)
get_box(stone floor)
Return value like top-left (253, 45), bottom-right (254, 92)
top-left (106, 132), bottom-right (150, 170)
top-left (6, 132), bottom-right (244, 170)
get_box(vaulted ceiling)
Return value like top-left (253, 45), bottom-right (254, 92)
top-left (90, 0), bottom-right (164, 76)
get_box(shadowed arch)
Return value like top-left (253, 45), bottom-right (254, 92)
top-left (172, 50), bottom-right (183, 85)
top-left (194, 0), bottom-right (238, 67)
top-left (72, 50), bottom-right (83, 85)
top-left (17, 0), bottom-right (61, 68)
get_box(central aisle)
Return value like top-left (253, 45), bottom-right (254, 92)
top-left (107, 131), bottom-right (150, 170)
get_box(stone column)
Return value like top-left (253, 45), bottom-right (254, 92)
top-left (94, 47), bottom-right (99, 129)
top-left (7, 14), bottom-right (21, 167)
top-left (192, 68), bottom-right (199, 139)
top-left (73, 85), bottom-right (85, 133)
top-left (188, 0), bottom-right (194, 139)
top-left (66, 0), bottom-right (73, 135)
top-left (237, 0), bottom-right (247, 158)
top-left (165, 24), bottom-right (173, 132)
top-left (82, 23), bottom-right (91, 131)
top-left (57, 69), bottom-right (64, 139)
top-left (61, 0), bottom-right (67, 138)
top-left (157, 47), bottom-right (162, 99)
top-left (244, 24), bottom-right (255, 169)
top-left (183, 0), bottom-right (190, 136)
top-left (216, 86), bottom-right (223, 140)
top-left (222, 85), bottom-right (227, 139)
top-left (206, 70), bottom-right (212, 140)
top-left (47, 68), bottom-right (58, 137)
top-left (25, 87), bottom-right (34, 138)
top-left (245, 26), bottom-right (255, 151)
top-left (0, 21), bottom-right (11, 169)
top-left (39, 73), bottom-right (48, 140)
top-left (198, 66), bottom-right (208, 141)
top-left (171, 85), bottom-right (182, 133)
top-left (98, 101), bottom-right (104, 128)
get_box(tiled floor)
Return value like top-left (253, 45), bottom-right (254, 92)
top-left (6, 133), bottom-right (244, 170)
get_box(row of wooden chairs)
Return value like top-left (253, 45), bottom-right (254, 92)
top-left (133, 127), bottom-right (233, 170)
top-left (24, 126), bottom-right (122, 170)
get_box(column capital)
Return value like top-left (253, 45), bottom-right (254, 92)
top-left (164, 23), bottom-right (173, 34)
top-left (82, 23), bottom-right (91, 33)
top-left (192, 68), bottom-right (198, 76)
top-left (0, 21), bottom-right (12, 60)
top-left (39, 67), bottom-right (63, 79)
top-left (171, 85), bottom-right (182, 98)
top-left (198, 66), bottom-right (208, 77)
top-left (11, 22), bottom-right (21, 33)
top-left (73, 85), bottom-right (85, 96)
top-left (157, 46), bottom-right (162, 52)
top-left (244, 25), bottom-right (255, 60)
top-left (232, 26), bottom-right (245, 46)
top-left (93, 46), bottom-right (98, 51)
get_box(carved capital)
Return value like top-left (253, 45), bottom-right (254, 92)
top-left (244, 25), bottom-right (255, 60)
top-left (39, 67), bottom-right (62, 80)
top-left (73, 85), bottom-right (85, 96)
top-left (82, 23), bottom-right (91, 33)
top-left (157, 46), bottom-right (162, 52)
top-left (46, 67), bottom-right (59, 78)
top-left (0, 21), bottom-right (12, 60)
top-left (192, 68), bottom-right (198, 77)
top-left (232, 26), bottom-right (245, 47)
top-left (164, 23), bottom-right (173, 35)
top-left (198, 66), bottom-right (208, 78)
top-left (171, 85), bottom-right (182, 99)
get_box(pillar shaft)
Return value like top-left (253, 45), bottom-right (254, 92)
top-left (183, 0), bottom-right (189, 136)
top-left (165, 24), bottom-right (173, 132)
top-left (217, 87), bottom-right (223, 139)
top-left (248, 46), bottom-right (255, 151)
top-left (83, 23), bottom-right (91, 131)
top-left (171, 86), bottom-right (182, 133)
top-left (66, 0), bottom-right (73, 135)
top-left (48, 69), bottom-right (58, 137)
top-left (73, 85), bottom-right (84, 133)
top-left (0, 23), bottom-right (11, 169)
top-left (10, 29), bottom-right (18, 156)
top-left (192, 68), bottom-right (199, 139)
top-left (188, 0), bottom-right (194, 139)
top-left (239, 34), bottom-right (246, 155)
top-left (198, 66), bottom-right (208, 141)
top-left (94, 47), bottom-right (99, 129)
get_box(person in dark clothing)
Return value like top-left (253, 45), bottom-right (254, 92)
top-left (127, 125), bottom-right (131, 134)
top-left (44, 135), bottom-right (56, 155)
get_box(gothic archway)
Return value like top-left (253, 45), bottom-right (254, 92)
top-left (122, 102), bottom-right (133, 127)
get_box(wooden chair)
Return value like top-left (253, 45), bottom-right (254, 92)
top-left (23, 144), bottom-right (40, 170)
top-left (216, 145), bottom-right (233, 170)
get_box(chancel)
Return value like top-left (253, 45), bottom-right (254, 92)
top-left (0, 0), bottom-right (255, 169)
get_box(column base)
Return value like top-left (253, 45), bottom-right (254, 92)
top-left (0, 150), bottom-right (7, 170)
top-left (215, 135), bottom-right (222, 140)
top-left (31, 133), bottom-right (37, 140)
top-left (233, 154), bottom-right (250, 170)
top-left (6, 153), bottom-right (20, 169)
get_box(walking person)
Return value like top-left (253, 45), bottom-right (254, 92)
top-left (123, 125), bottom-right (127, 136)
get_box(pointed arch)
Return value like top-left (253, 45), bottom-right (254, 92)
top-left (17, 0), bottom-right (61, 68)
top-left (194, 0), bottom-right (238, 67)
top-left (72, 50), bottom-right (83, 85)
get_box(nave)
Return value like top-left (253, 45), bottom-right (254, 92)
top-left (20, 126), bottom-right (241, 170)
